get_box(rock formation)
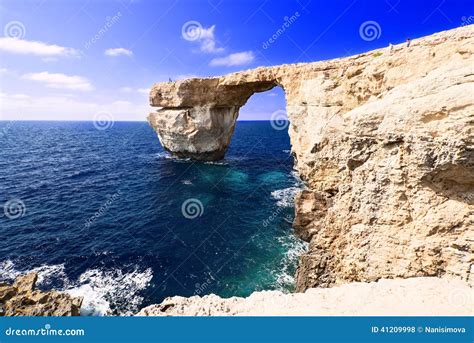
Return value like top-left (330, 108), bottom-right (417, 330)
top-left (137, 277), bottom-right (473, 316)
top-left (0, 273), bottom-right (82, 316)
top-left (148, 25), bottom-right (474, 297)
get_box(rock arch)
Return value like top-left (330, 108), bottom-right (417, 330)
top-left (148, 76), bottom-right (282, 160)
top-left (147, 26), bottom-right (474, 290)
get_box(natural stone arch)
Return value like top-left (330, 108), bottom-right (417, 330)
top-left (147, 77), bottom-right (283, 160)
top-left (147, 26), bottom-right (474, 291)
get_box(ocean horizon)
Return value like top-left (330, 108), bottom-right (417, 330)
top-left (0, 119), bottom-right (289, 123)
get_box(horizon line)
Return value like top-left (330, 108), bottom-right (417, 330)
top-left (0, 119), bottom-right (288, 122)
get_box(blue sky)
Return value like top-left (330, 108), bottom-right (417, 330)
top-left (0, 0), bottom-right (472, 121)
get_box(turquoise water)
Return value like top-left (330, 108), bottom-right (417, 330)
top-left (0, 120), bottom-right (307, 315)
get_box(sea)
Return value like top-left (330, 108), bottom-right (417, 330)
top-left (0, 120), bottom-right (307, 316)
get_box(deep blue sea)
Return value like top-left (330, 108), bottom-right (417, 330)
top-left (0, 121), bottom-right (306, 315)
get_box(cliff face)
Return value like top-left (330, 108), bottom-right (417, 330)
top-left (148, 26), bottom-right (474, 292)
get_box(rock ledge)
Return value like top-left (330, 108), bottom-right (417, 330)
top-left (0, 272), bottom-right (82, 316)
top-left (137, 277), bottom-right (472, 316)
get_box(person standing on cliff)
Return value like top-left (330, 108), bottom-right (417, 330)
top-left (406, 38), bottom-right (411, 47)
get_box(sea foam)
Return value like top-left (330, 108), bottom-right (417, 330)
top-left (0, 260), bottom-right (152, 316)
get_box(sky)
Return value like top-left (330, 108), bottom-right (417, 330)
top-left (0, 0), bottom-right (472, 121)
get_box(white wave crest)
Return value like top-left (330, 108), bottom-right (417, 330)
top-left (0, 260), bottom-right (67, 286)
top-left (0, 260), bottom-right (152, 316)
top-left (271, 187), bottom-right (300, 207)
top-left (203, 161), bottom-right (228, 166)
top-left (274, 235), bottom-right (308, 290)
top-left (65, 267), bottom-right (153, 316)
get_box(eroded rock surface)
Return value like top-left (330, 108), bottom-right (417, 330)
top-left (137, 277), bottom-right (473, 316)
top-left (148, 26), bottom-right (474, 293)
top-left (0, 273), bottom-right (82, 316)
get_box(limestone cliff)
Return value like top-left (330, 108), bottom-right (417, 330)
top-left (148, 25), bottom-right (474, 296)
top-left (137, 277), bottom-right (473, 316)
top-left (0, 273), bottom-right (82, 316)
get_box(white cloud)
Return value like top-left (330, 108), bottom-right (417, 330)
top-left (0, 92), bottom-right (98, 120)
top-left (0, 37), bottom-right (79, 57)
top-left (1, 93), bottom-right (30, 100)
top-left (197, 26), bottom-right (224, 53)
top-left (41, 57), bottom-right (59, 63)
top-left (209, 51), bottom-right (255, 67)
top-left (185, 25), bottom-right (224, 54)
top-left (22, 72), bottom-right (93, 91)
top-left (112, 100), bottom-right (132, 106)
top-left (104, 48), bottom-right (133, 57)
top-left (0, 92), bottom-right (151, 121)
top-left (119, 87), bottom-right (149, 94)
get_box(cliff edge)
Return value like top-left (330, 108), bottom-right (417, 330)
top-left (137, 277), bottom-right (472, 316)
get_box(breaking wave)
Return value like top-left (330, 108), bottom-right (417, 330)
top-left (271, 187), bottom-right (301, 207)
top-left (271, 171), bottom-right (305, 207)
top-left (274, 235), bottom-right (308, 291)
top-left (0, 260), bottom-right (152, 316)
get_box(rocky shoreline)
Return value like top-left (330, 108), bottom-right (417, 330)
top-left (2, 26), bottom-right (472, 317)
top-left (0, 273), bottom-right (82, 316)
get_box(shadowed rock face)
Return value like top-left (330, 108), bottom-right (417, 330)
top-left (148, 26), bottom-right (474, 291)
top-left (148, 78), bottom-right (278, 160)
